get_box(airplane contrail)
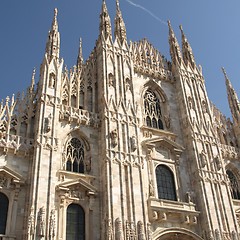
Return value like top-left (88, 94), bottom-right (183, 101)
top-left (125, 0), bottom-right (168, 26)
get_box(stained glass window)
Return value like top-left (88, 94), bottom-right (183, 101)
top-left (156, 165), bottom-right (177, 201)
top-left (66, 204), bottom-right (85, 240)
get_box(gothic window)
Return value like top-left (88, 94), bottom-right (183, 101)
top-left (156, 165), bottom-right (177, 201)
top-left (0, 193), bottom-right (9, 234)
top-left (144, 90), bottom-right (163, 130)
top-left (66, 204), bottom-right (85, 240)
top-left (227, 170), bottom-right (240, 200)
top-left (65, 138), bottom-right (85, 174)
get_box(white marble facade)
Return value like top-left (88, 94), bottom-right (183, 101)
top-left (0, 2), bottom-right (240, 240)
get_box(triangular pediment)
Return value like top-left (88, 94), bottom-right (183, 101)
top-left (57, 172), bottom-right (97, 195)
top-left (142, 136), bottom-right (184, 159)
top-left (0, 166), bottom-right (24, 184)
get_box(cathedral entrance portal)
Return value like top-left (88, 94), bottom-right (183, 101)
top-left (154, 229), bottom-right (203, 240)
top-left (157, 233), bottom-right (197, 240)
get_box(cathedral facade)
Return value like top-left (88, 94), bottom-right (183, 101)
top-left (0, 1), bottom-right (240, 240)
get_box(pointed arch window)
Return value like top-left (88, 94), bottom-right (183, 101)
top-left (156, 165), bottom-right (177, 201)
top-left (66, 204), bottom-right (85, 240)
top-left (0, 192), bottom-right (9, 234)
top-left (65, 138), bottom-right (85, 174)
top-left (144, 90), bottom-right (163, 130)
top-left (227, 170), bottom-right (240, 200)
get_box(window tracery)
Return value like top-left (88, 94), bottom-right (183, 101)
top-left (65, 138), bottom-right (85, 174)
top-left (227, 170), bottom-right (240, 200)
top-left (155, 165), bottom-right (176, 201)
top-left (144, 90), bottom-right (163, 130)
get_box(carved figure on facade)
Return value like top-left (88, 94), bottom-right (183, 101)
top-left (115, 218), bottom-right (123, 240)
top-left (45, 113), bottom-right (52, 133)
top-left (200, 150), bottom-right (207, 168)
top-left (49, 73), bottom-right (56, 88)
top-left (146, 223), bottom-right (152, 240)
top-left (37, 206), bottom-right (45, 238)
top-left (188, 96), bottom-right (197, 126)
top-left (231, 231), bottom-right (237, 240)
top-left (49, 209), bottom-right (55, 240)
top-left (27, 206), bottom-right (35, 239)
top-left (106, 219), bottom-right (113, 240)
top-left (215, 229), bottom-right (221, 240)
top-left (110, 129), bottom-right (118, 147)
top-left (202, 100), bottom-right (211, 129)
top-left (164, 114), bottom-right (171, 129)
top-left (108, 73), bottom-right (115, 87)
top-left (130, 135), bottom-right (137, 152)
top-left (149, 180), bottom-right (154, 197)
top-left (185, 191), bottom-right (193, 203)
top-left (137, 221), bottom-right (146, 240)
top-left (125, 78), bottom-right (131, 91)
top-left (85, 156), bottom-right (91, 173)
top-left (214, 156), bottom-right (222, 171)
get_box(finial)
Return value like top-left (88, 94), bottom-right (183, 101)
top-left (116, 0), bottom-right (120, 9)
top-left (222, 67), bottom-right (227, 78)
top-left (54, 8), bottom-right (58, 18)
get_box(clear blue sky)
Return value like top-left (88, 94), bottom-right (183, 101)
top-left (0, 1), bottom-right (239, 118)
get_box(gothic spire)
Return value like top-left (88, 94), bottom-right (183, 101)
top-left (168, 20), bottom-right (182, 65)
top-left (77, 38), bottom-right (83, 71)
top-left (99, 0), bottom-right (112, 39)
top-left (222, 67), bottom-right (240, 123)
top-left (179, 25), bottom-right (196, 68)
top-left (45, 8), bottom-right (60, 60)
top-left (114, 0), bottom-right (127, 43)
top-left (30, 68), bottom-right (35, 91)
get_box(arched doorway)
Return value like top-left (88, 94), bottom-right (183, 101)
top-left (0, 192), bottom-right (9, 234)
top-left (154, 228), bottom-right (203, 240)
top-left (66, 203), bottom-right (85, 240)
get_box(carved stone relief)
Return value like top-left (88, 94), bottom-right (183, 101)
top-left (115, 218), bottom-right (123, 240)
top-left (110, 129), bottom-right (118, 147)
top-left (37, 207), bottom-right (45, 238)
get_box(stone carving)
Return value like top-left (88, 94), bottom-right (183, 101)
top-left (200, 150), bottom-right (207, 168)
top-left (215, 229), bottom-right (221, 240)
top-left (27, 206), bottom-right (35, 238)
top-left (106, 219), bottom-right (113, 240)
top-left (186, 191), bottom-right (193, 203)
top-left (110, 129), bottom-right (118, 147)
top-left (130, 135), bottom-right (137, 152)
top-left (108, 73), bottom-right (115, 87)
top-left (137, 221), bottom-right (146, 240)
top-left (115, 218), bottom-right (123, 240)
top-left (126, 221), bottom-right (136, 239)
top-left (164, 115), bottom-right (171, 129)
top-left (0, 176), bottom-right (8, 188)
top-left (207, 230), bottom-right (214, 240)
top-left (231, 231), bottom-right (237, 240)
top-left (45, 114), bottom-right (52, 133)
top-left (214, 157), bottom-right (222, 171)
top-left (149, 180), bottom-right (154, 197)
top-left (37, 207), bottom-right (45, 238)
top-left (85, 156), bottom-right (91, 173)
top-left (49, 73), bottom-right (56, 88)
top-left (147, 223), bottom-right (152, 240)
top-left (49, 209), bottom-right (55, 239)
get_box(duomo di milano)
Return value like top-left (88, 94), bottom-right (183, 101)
top-left (1, 1), bottom-right (240, 240)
